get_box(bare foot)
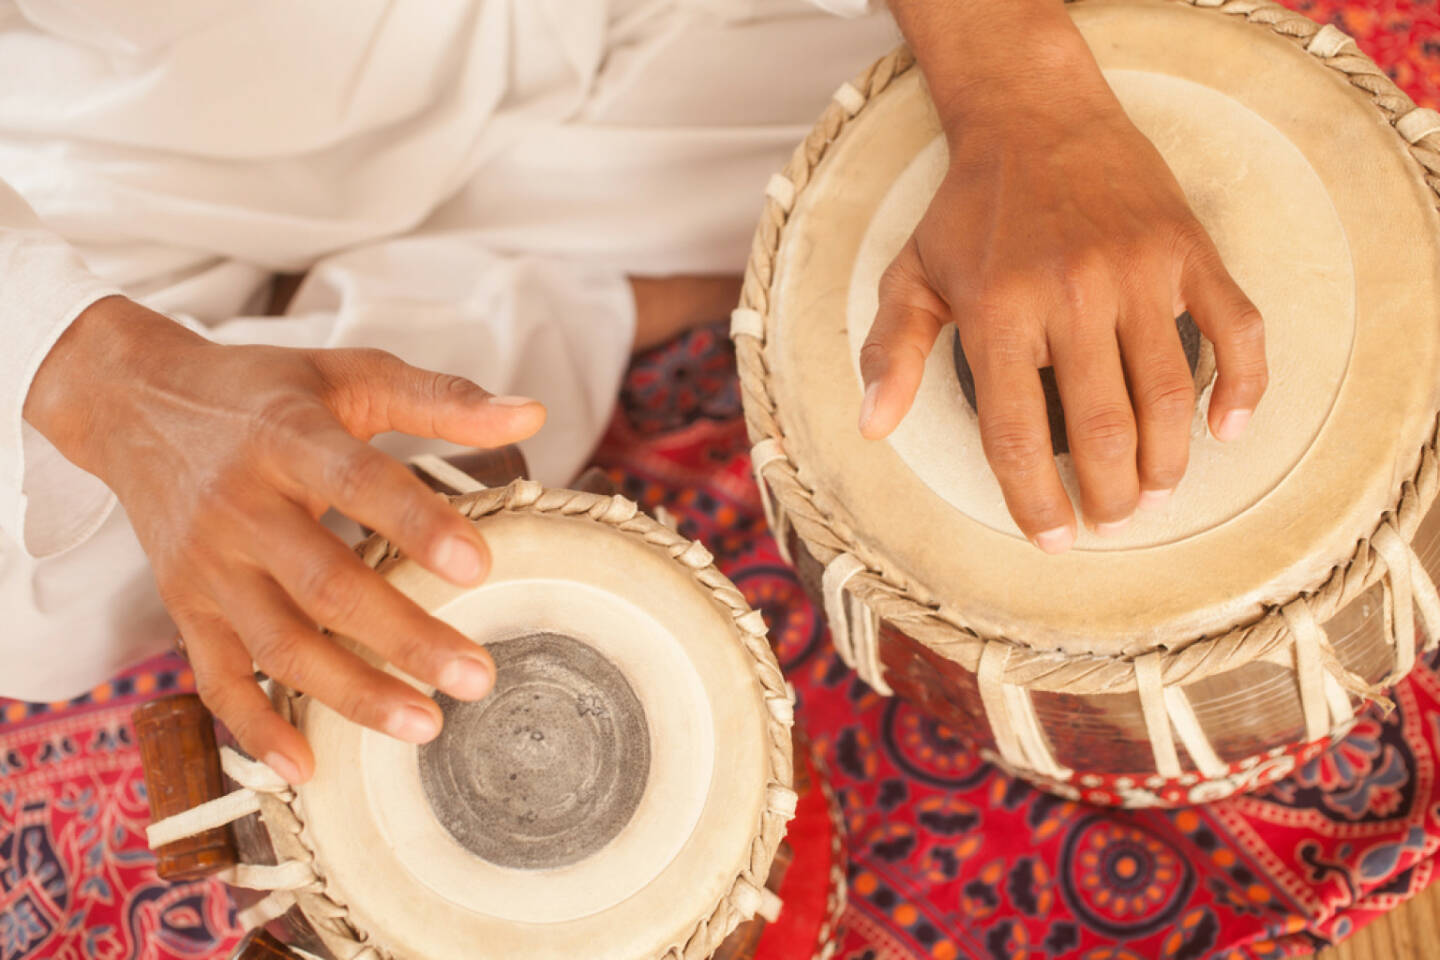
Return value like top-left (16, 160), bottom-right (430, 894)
top-left (628, 275), bottom-right (742, 353)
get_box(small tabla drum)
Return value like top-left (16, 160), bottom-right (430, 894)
top-left (134, 480), bottom-right (848, 960)
top-left (733, 0), bottom-right (1440, 807)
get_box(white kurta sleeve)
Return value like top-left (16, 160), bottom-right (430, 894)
top-left (803, 0), bottom-right (882, 17)
top-left (0, 178), bottom-right (122, 559)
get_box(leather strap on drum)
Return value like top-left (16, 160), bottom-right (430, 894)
top-left (977, 642), bottom-right (1071, 782)
top-left (750, 438), bottom-right (793, 565)
top-left (1162, 684), bottom-right (1228, 781)
top-left (1282, 599), bottom-right (1360, 742)
top-left (1134, 652), bottom-right (1226, 781)
top-left (1372, 520), bottom-right (1440, 677)
top-left (145, 747), bottom-right (327, 932)
top-left (821, 553), bottom-right (892, 695)
top-left (411, 453), bottom-right (486, 495)
top-left (1135, 653), bottom-right (1181, 780)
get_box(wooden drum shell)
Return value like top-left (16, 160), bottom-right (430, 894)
top-left (771, 473), bottom-right (1440, 806)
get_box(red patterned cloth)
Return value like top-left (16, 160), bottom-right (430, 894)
top-left (6, 5), bottom-right (1440, 958)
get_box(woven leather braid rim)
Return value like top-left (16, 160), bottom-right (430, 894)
top-left (267, 480), bottom-right (796, 960)
top-left (733, 0), bottom-right (1440, 697)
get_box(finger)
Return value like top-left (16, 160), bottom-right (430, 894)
top-left (1118, 302), bottom-right (1195, 505)
top-left (277, 416), bottom-right (492, 586)
top-left (966, 329), bottom-right (1076, 552)
top-left (1050, 324), bottom-right (1139, 532)
top-left (259, 503), bottom-right (495, 700)
top-left (220, 572), bottom-right (444, 745)
top-left (180, 606), bottom-right (314, 783)
top-left (1179, 234), bottom-right (1267, 441)
top-left (859, 247), bottom-right (948, 440)
top-left (313, 349), bottom-right (547, 447)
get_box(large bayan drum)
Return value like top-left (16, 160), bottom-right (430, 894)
top-left (734, 0), bottom-right (1440, 807)
top-left (136, 481), bottom-right (846, 960)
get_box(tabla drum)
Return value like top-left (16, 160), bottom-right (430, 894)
top-left (733, 0), bottom-right (1440, 807)
top-left (135, 481), bottom-right (847, 960)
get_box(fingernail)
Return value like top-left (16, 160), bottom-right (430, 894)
top-left (440, 653), bottom-right (492, 700)
top-left (858, 381), bottom-right (881, 435)
top-left (263, 751), bottom-right (303, 785)
top-left (435, 535), bottom-right (485, 583)
top-left (1215, 408), bottom-right (1252, 442)
top-left (1032, 526), bottom-right (1075, 554)
top-left (1093, 516), bottom-right (1132, 537)
top-left (488, 394), bottom-right (539, 407)
top-left (386, 704), bottom-right (440, 743)
top-left (1138, 488), bottom-right (1173, 510)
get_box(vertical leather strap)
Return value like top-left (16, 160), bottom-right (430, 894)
top-left (1162, 685), bottom-right (1228, 780)
top-left (1136, 652), bottom-right (1181, 779)
top-left (1373, 523), bottom-right (1417, 679)
top-left (1283, 599), bottom-right (1333, 742)
top-left (750, 439), bottom-right (792, 564)
top-left (978, 642), bottom-right (1069, 781)
top-left (821, 553), bottom-right (866, 669)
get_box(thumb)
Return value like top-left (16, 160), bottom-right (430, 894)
top-left (316, 348), bottom-right (547, 446)
top-left (859, 249), bottom-right (947, 440)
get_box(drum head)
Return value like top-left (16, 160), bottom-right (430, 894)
top-left (766, 0), bottom-right (1440, 654)
top-left (285, 494), bottom-right (790, 960)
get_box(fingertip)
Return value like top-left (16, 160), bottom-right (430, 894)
top-left (1031, 525), bottom-right (1076, 554)
top-left (244, 715), bottom-right (314, 783)
top-left (385, 701), bottom-right (443, 744)
top-left (1138, 487), bottom-right (1173, 510)
top-left (486, 395), bottom-right (547, 441)
top-left (439, 649), bottom-right (494, 701)
top-left (1089, 515), bottom-right (1133, 537)
top-left (1210, 407), bottom-right (1252, 443)
top-left (432, 531), bottom-right (490, 586)
top-left (263, 749), bottom-right (307, 785)
top-left (857, 380), bottom-right (886, 439)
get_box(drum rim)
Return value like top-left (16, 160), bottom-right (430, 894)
top-left (265, 480), bottom-right (797, 960)
top-left (732, 0), bottom-right (1440, 701)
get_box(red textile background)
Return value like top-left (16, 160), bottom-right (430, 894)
top-left (5, 3), bottom-right (1440, 958)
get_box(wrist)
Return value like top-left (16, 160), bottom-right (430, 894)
top-left (23, 296), bottom-right (200, 474)
top-left (892, 1), bottom-right (1115, 136)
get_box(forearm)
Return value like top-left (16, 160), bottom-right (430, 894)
top-left (887, 0), bottom-right (1116, 132)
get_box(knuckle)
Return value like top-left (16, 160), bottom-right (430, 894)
top-left (251, 629), bottom-right (311, 690)
top-left (327, 448), bottom-right (389, 505)
top-left (1057, 252), bottom-right (1111, 315)
top-left (1227, 305), bottom-right (1266, 346)
top-left (432, 371), bottom-right (483, 403)
top-left (858, 339), bottom-right (892, 377)
top-left (194, 673), bottom-right (259, 744)
top-left (193, 671), bottom-right (230, 714)
top-left (971, 274), bottom-right (1029, 323)
top-left (253, 394), bottom-right (319, 446)
top-left (1139, 378), bottom-right (1196, 424)
top-left (983, 424), bottom-right (1052, 480)
top-left (1169, 216), bottom-right (1212, 256)
top-left (387, 629), bottom-right (442, 678)
top-left (1069, 405), bottom-right (1136, 463)
top-left (333, 686), bottom-right (385, 728)
top-left (337, 347), bottom-right (399, 375)
top-left (298, 561), bottom-right (363, 626)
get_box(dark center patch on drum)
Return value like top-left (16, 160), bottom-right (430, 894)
top-left (951, 313), bottom-right (1201, 456)
top-left (419, 632), bottom-right (649, 870)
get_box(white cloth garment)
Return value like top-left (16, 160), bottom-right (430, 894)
top-left (0, 0), bottom-right (896, 698)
